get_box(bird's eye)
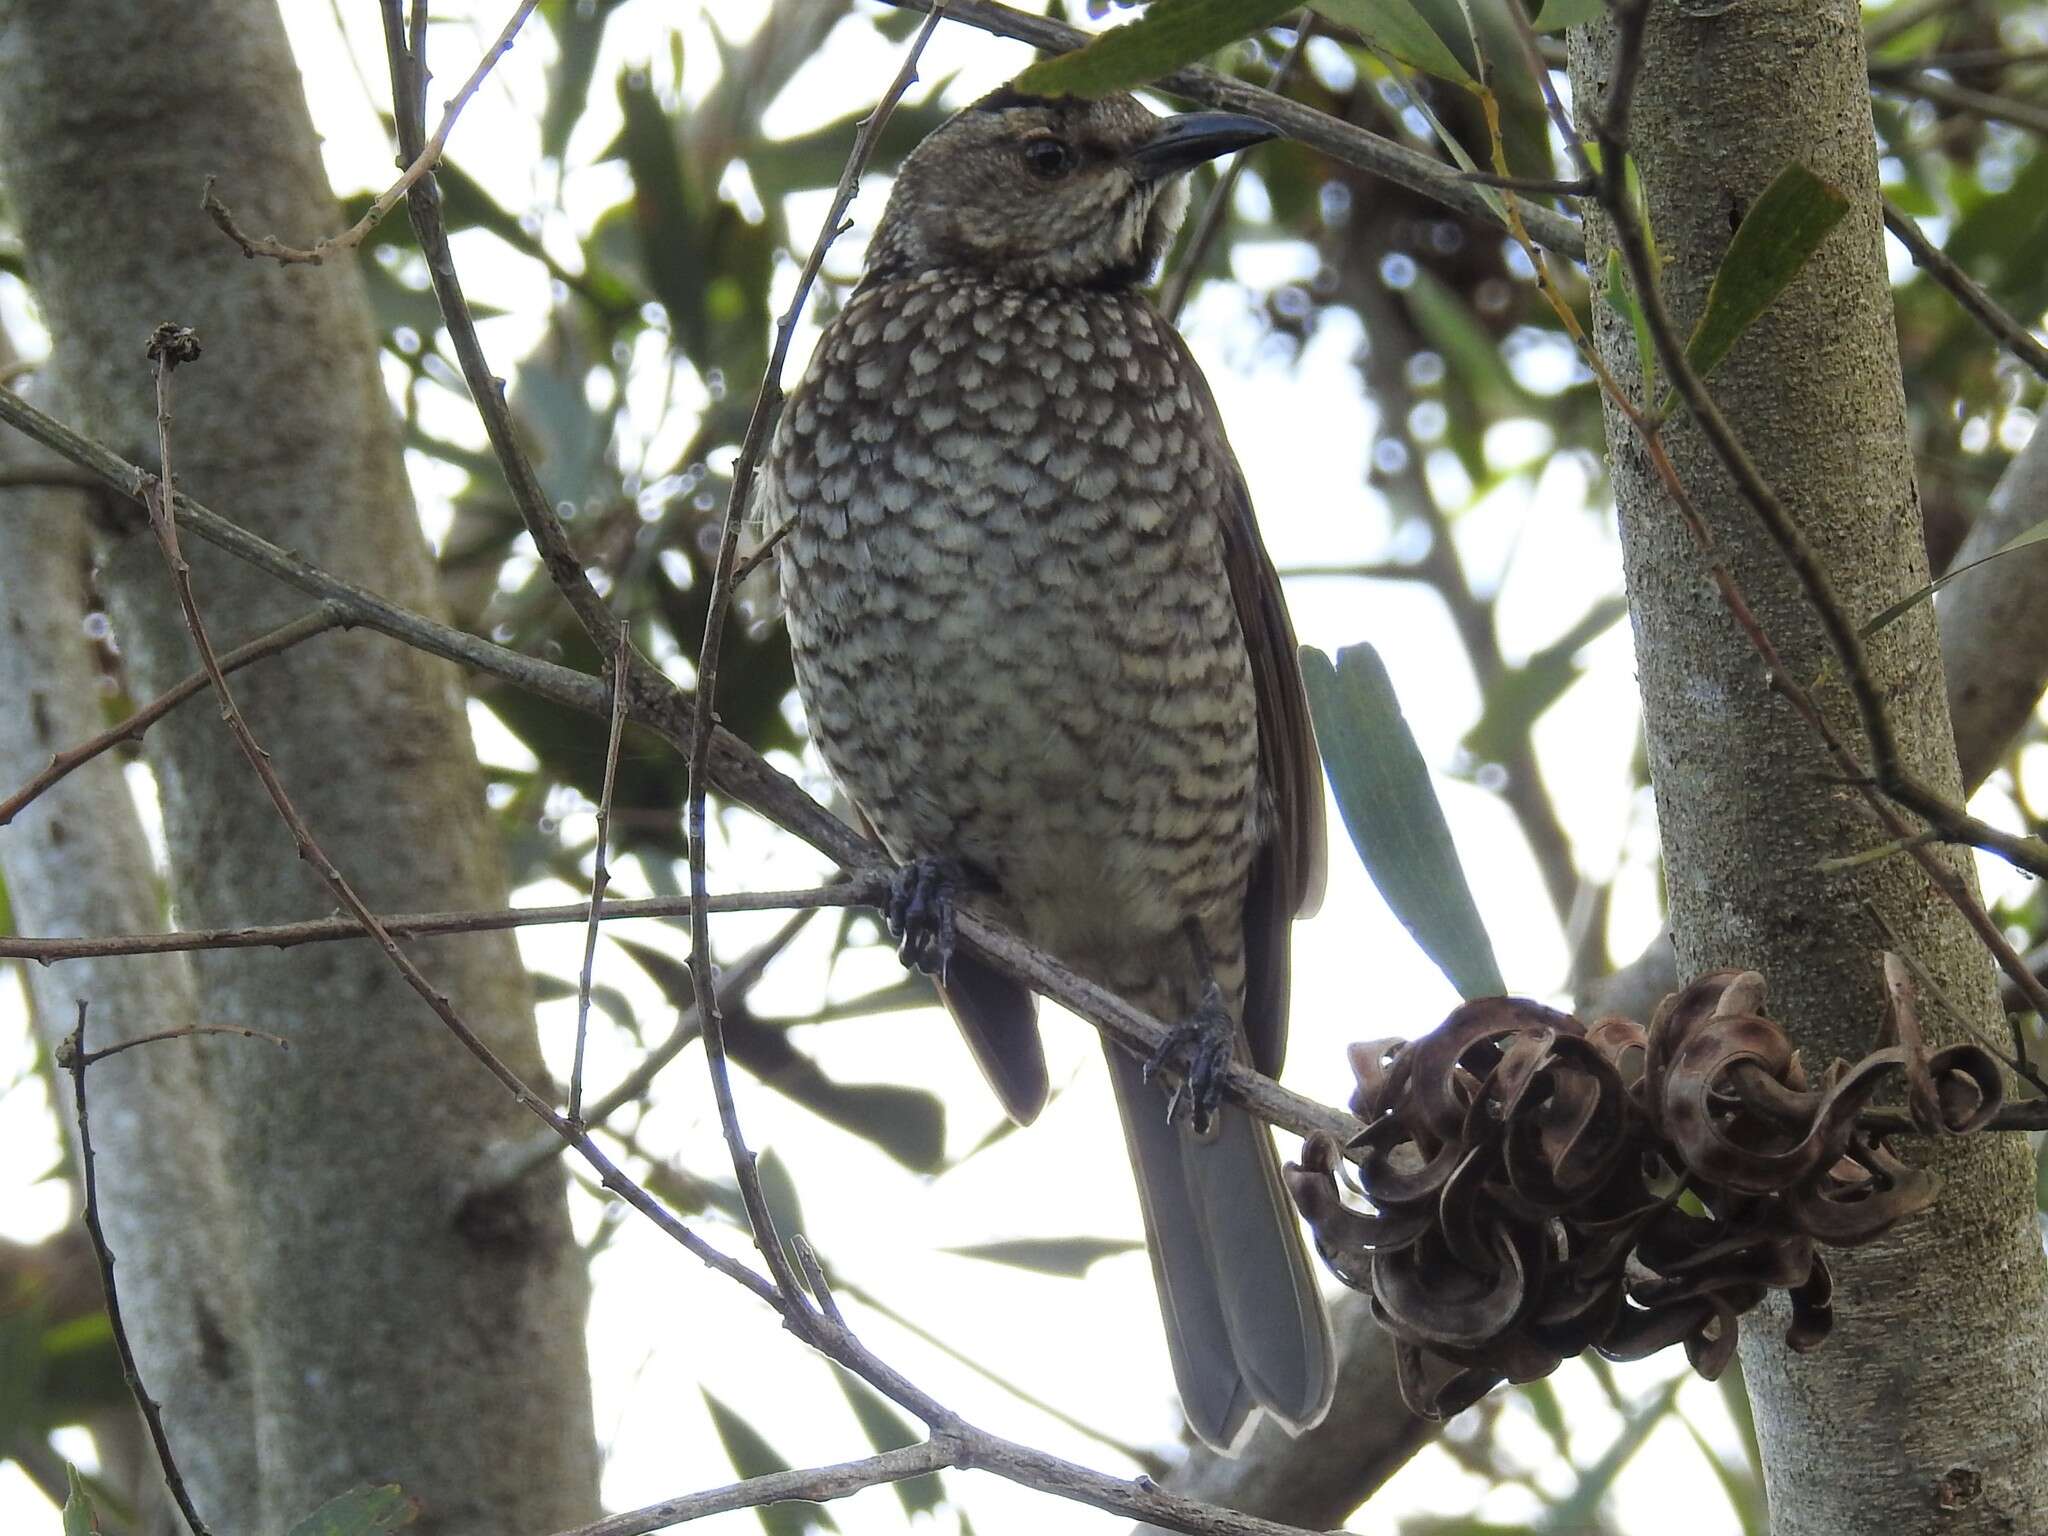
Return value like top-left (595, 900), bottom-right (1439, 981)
top-left (1022, 138), bottom-right (1076, 179)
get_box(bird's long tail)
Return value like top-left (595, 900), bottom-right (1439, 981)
top-left (1104, 1042), bottom-right (1334, 1451)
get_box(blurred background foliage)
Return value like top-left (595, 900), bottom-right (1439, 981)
top-left (4, 1), bottom-right (2047, 1531)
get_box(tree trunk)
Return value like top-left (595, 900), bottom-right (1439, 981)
top-left (1569, 5), bottom-right (2048, 1533)
top-left (0, 4), bottom-right (601, 1532)
top-left (0, 405), bottom-right (257, 1534)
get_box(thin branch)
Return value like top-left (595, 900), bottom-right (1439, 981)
top-left (203, 0), bottom-right (539, 265)
top-left (1875, 69), bottom-right (2048, 139)
top-left (1882, 198), bottom-right (2048, 382)
top-left (0, 883), bottom-right (860, 963)
top-left (56, 1003), bottom-right (212, 1536)
top-left (880, 0), bottom-right (1585, 260)
top-left (74, 1023), bottom-right (291, 1065)
top-left (1161, 14), bottom-right (1314, 322)
top-left (551, 1440), bottom-right (959, 1536)
top-left (0, 606), bottom-right (344, 827)
top-left (682, 0), bottom-right (946, 1318)
top-left (572, 619), bottom-right (633, 1125)
top-left (462, 905), bottom-right (820, 1201)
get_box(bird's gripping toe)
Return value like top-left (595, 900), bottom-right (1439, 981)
top-left (1142, 978), bottom-right (1237, 1134)
top-left (886, 856), bottom-right (959, 981)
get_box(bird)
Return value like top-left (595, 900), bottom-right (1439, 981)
top-left (759, 84), bottom-right (1333, 1450)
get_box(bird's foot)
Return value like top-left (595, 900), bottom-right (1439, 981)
top-left (1143, 978), bottom-right (1235, 1134)
top-left (886, 855), bottom-right (959, 982)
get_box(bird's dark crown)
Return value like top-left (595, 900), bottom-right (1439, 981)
top-left (863, 87), bottom-right (1250, 293)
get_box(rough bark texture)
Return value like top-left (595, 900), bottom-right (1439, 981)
top-left (0, 4), bottom-right (601, 1532)
top-left (0, 429), bottom-right (258, 1534)
top-left (1570, 5), bottom-right (2048, 1533)
top-left (1939, 419), bottom-right (2048, 791)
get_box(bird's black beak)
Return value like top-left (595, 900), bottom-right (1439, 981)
top-left (1126, 111), bottom-right (1280, 182)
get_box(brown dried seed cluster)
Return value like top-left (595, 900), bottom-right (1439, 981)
top-left (1285, 966), bottom-right (2003, 1420)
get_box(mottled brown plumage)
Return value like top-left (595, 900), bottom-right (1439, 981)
top-left (761, 87), bottom-right (1331, 1449)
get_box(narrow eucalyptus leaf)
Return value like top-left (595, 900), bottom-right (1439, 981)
top-left (1683, 162), bottom-right (1849, 383)
top-left (1301, 644), bottom-right (1504, 999)
top-left (1861, 515), bottom-right (2048, 637)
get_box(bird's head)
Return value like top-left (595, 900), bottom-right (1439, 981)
top-left (864, 86), bottom-right (1277, 291)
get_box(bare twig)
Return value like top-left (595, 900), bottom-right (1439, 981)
top-left (1161, 13), bottom-right (1314, 322)
top-left (682, 0), bottom-right (946, 1314)
top-left (204, 0), bottom-right (539, 265)
top-left (879, 0), bottom-right (1585, 260)
top-left (1875, 69), bottom-right (2048, 139)
top-left (0, 606), bottom-right (343, 826)
top-left (464, 905), bottom-right (820, 1200)
top-left (73, 1022), bottom-right (291, 1065)
top-left (1883, 199), bottom-right (2048, 382)
top-left (56, 1003), bottom-right (212, 1536)
top-left (550, 1440), bottom-right (958, 1536)
top-left (0, 884), bottom-right (860, 963)
top-left (572, 619), bottom-right (633, 1125)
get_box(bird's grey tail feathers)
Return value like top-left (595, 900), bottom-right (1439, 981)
top-left (937, 955), bottom-right (1048, 1124)
top-left (1104, 1043), bottom-right (1334, 1450)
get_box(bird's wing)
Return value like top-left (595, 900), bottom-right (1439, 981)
top-left (1164, 328), bottom-right (1327, 1077)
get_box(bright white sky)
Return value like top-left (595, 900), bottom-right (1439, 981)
top-left (1, 2), bottom-right (2042, 1533)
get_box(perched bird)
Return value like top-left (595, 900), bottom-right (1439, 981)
top-left (760, 86), bottom-right (1332, 1449)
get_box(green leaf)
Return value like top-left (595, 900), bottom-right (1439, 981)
top-left (831, 1368), bottom-right (945, 1517)
top-left (281, 1485), bottom-right (420, 1536)
top-left (941, 1236), bottom-right (1143, 1277)
top-left (1313, 0), bottom-right (1474, 85)
top-left (1532, 0), bottom-right (1608, 29)
top-left (1301, 644), bottom-right (1505, 999)
top-left (1680, 1411), bottom-right (1768, 1536)
top-left (1014, 0), bottom-right (1298, 98)
top-left (540, 0), bottom-right (624, 163)
top-left (1681, 162), bottom-right (1848, 384)
top-left (1860, 515), bottom-right (2048, 638)
top-left (62, 1466), bottom-right (99, 1536)
top-left (1519, 1377), bottom-right (1571, 1458)
top-left (1605, 248), bottom-right (1656, 391)
top-left (1537, 1376), bottom-right (1682, 1532)
top-left (702, 1390), bottom-right (840, 1536)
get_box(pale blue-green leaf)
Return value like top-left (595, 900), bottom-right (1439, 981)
top-left (1301, 644), bottom-right (1504, 998)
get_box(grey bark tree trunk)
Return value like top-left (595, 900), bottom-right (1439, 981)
top-left (0, 4), bottom-right (601, 1532)
top-left (0, 401), bottom-right (258, 1534)
top-left (1569, 4), bottom-right (2048, 1533)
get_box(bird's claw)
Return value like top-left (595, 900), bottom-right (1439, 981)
top-left (886, 856), bottom-right (958, 982)
top-left (1143, 978), bottom-right (1235, 1134)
